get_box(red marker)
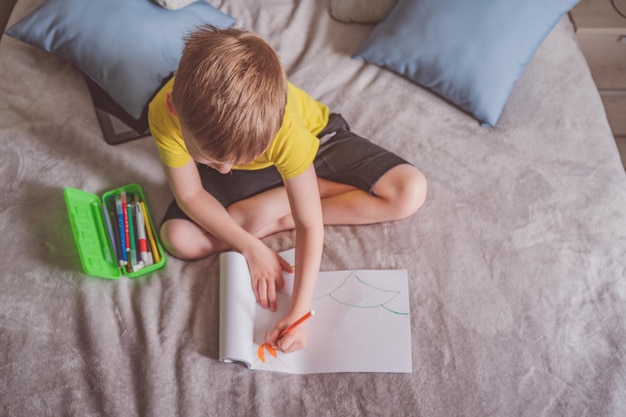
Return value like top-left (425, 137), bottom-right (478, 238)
top-left (135, 202), bottom-right (148, 264)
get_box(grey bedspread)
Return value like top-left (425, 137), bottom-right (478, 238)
top-left (1, 0), bottom-right (625, 416)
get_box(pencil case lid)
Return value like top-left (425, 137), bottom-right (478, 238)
top-left (64, 187), bottom-right (121, 279)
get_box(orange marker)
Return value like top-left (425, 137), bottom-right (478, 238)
top-left (279, 310), bottom-right (315, 338)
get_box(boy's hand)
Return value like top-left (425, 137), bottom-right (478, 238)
top-left (244, 244), bottom-right (293, 311)
top-left (268, 314), bottom-right (308, 353)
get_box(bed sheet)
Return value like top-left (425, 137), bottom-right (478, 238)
top-left (1, 0), bottom-right (625, 416)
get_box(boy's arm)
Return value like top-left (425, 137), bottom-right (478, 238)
top-left (269, 164), bottom-right (324, 352)
top-left (164, 160), bottom-right (290, 308)
top-left (164, 159), bottom-right (261, 251)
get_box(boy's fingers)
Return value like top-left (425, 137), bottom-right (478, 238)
top-left (277, 255), bottom-right (293, 273)
top-left (252, 278), bottom-right (260, 305)
top-left (267, 280), bottom-right (277, 312)
top-left (257, 278), bottom-right (268, 308)
top-left (274, 255), bottom-right (289, 290)
top-left (277, 334), bottom-right (292, 352)
top-left (278, 334), bottom-right (305, 353)
top-left (275, 271), bottom-right (285, 290)
top-left (267, 328), bottom-right (279, 346)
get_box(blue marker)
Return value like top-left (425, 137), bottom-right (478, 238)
top-left (115, 196), bottom-right (127, 266)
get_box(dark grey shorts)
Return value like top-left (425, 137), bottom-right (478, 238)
top-left (162, 113), bottom-right (410, 224)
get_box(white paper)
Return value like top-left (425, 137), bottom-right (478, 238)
top-left (219, 249), bottom-right (412, 374)
top-left (218, 251), bottom-right (257, 367)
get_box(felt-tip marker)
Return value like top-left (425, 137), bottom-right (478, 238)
top-left (121, 191), bottom-right (131, 268)
top-left (140, 201), bottom-right (160, 264)
top-left (135, 202), bottom-right (148, 265)
top-left (115, 196), bottom-right (127, 267)
top-left (127, 202), bottom-right (136, 270)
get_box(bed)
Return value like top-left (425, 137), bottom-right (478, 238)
top-left (1, 0), bottom-right (625, 415)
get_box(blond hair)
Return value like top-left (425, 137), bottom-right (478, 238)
top-left (171, 25), bottom-right (287, 163)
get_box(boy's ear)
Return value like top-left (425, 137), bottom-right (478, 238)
top-left (166, 91), bottom-right (177, 115)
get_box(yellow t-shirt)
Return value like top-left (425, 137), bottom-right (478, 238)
top-left (148, 78), bottom-right (330, 180)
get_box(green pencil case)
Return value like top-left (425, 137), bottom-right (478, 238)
top-left (64, 183), bottom-right (166, 279)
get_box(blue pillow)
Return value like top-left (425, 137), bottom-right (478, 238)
top-left (353, 0), bottom-right (579, 126)
top-left (6, 0), bottom-right (235, 120)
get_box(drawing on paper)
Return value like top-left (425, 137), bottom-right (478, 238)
top-left (321, 271), bottom-right (408, 315)
top-left (279, 270), bottom-right (409, 316)
top-left (219, 249), bottom-right (413, 374)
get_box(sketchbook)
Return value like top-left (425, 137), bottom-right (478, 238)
top-left (218, 250), bottom-right (412, 374)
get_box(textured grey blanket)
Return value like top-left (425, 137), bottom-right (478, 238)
top-left (1, 0), bottom-right (625, 416)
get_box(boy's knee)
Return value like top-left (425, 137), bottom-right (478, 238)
top-left (160, 220), bottom-right (186, 258)
top-left (386, 165), bottom-right (427, 219)
top-left (160, 219), bottom-right (207, 260)
top-left (407, 169), bottom-right (427, 214)
top-left (226, 201), bottom-right (251, 230)
top-left (227, 199), bottom-right (283, 234)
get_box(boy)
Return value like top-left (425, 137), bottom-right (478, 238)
top-left (148, 26), bottom-right (427, 353)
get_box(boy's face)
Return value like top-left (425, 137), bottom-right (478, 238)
top-left (195, 155), bottom-right (234, 175)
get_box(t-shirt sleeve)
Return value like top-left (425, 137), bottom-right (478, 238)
top-left (148, 104), bottom-right (191, 169)
top-left (149, 117), bottom-right (191, 168)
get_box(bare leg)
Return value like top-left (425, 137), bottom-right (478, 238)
top-left (160, 218), bottom-right (226, 259)
top-left (161, 164), bottom-right (427, 259)
top-left (160, 186), bottom-right (293, 260)
top-left (234, 163), bottom-right (427, 231)
top-left (318, 164), bottom-right (427, 225)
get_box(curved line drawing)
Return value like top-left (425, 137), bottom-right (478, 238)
top-left (329, 272), bottom-right (407, 315)
top-left (280, 270), bottom-right (408, 315)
